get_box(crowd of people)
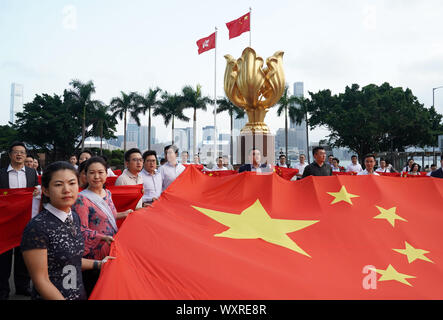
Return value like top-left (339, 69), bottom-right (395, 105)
top-left (1, 141), bottom-right (442, 301)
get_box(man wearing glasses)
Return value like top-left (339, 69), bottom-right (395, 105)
top-left (140, 150), bottom-right (162, 207)
top-left (0, 141), bottom-right (39, 299)
top-left (115, 148), bottom-right (144, 209)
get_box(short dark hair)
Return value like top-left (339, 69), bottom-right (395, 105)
top-left (431, 163), bottom-right (437, 167)
top-left (164, 145), bottom-right (178, 155)
top-left (143, 150), bottom-right (158, 162)
top-left (41, 161), bottom-right (78, 204)
top-left (78, 159), bottom-right (88, 174)
top-left (159, 158), bottom-right (167, 165)
top-left (380, 158), bottom-right (386, 162)
top-left (8, 141), bottom-right (27, 154)
top-left (333, 157), bottom-right (339, 163)
top-left (363, 154), bottom-right (376, 161)
top-left (124, 148), bottom-right (142, 162)
top-left (328, 155), bottom-right (334, 158)
top-left (84, 156), bottom-right (108, 173)
top-left (25, 154), bottom-right (35, 160)
top-left (217, 156), bottom-right (223, 161)
top-left (312, 146), bottom-right (325, 156)
top-left (279, 154), bottom-right (286, 159)
top-left (351, 155), bottom-right (357, 159)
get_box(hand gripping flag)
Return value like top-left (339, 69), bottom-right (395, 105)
top-left (226, 12), bottom-right (250, 39)
top-left (90, 166), bottom-right (443, 299)
top-left (196, 32), bottom-right (216, 55)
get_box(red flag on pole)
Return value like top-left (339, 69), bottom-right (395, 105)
top-left (90, 166), bottom-right (443, 299)
top-left (226, 12), bottom-right (250, 39)
top-left (196, 32), bottom-right (216, 55)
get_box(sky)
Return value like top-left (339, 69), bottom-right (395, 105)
top-left (1, 0), bottom-right (443, 145)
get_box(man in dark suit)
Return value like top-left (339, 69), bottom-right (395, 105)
top-left (0, 142), bottom-right (38, 299)
top-left (238, 148), bottom-right (271, 173)
top-left (430, 156), bottom-right (443, 178)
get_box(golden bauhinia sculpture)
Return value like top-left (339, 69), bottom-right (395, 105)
top-left (224, 47), bottom-right (285, 134)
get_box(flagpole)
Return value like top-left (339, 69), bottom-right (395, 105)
top-left (214, 27), bottom-right (218, 165)
top-left (249, 7), bottom-right (252, 47)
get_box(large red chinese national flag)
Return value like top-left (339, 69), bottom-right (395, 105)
top-left (196, 32), bottom-right (216, 55)
top-left (0, 188), bottom-right (34, 254)
top-left (107, 184), bottom-right (143, 228)
top-left (226, 12), bottom-right (250, 39)
top-left (90, 166), bottom-right (443, 299)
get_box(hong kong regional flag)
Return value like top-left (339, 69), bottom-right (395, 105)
top-left (226, 12), bottom-right (250, 39)
top-left (196, 32), bottom-right (216, 55)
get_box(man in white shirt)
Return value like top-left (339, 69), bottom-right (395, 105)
top-left (293, 154), bottom-right (308, 179)
top-left (375, 158), bottom-right (391, 173)
top-left (213, 157), bottom-right (228, 171)
top-left (276, 154), bottom-right (288, 168)
top-left (346, 155), bottom-right (363, 173)
top-left (159, 145), bottom-right (186, 191)
top-left (328, 155), bottom-right (334, 168)
top-left (69, 154), bottom-right (78, 170)
top-left (238, 148), bottom-right (272, 173)
top-left (115, 148), bottom-right (144, 209)
top-left (402, 158), bottom-right (414, 173)
top-left (140, 150), bottom-right (162, 206)
top-left (357, 154), bottom-right (380, 176)
top-left (222, 155), bottom-right (234, 170)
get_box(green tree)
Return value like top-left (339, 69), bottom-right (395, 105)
top-left (216, 97), bottom-right (245, 164)
top-left (153, 92), bottom-right (190, 145)
top-left (110, 91), bottom-right (139, 152)
top-left (0, 125), bottom-right (18, 153)
top-left (304, 82), bottom-right (443, 162)
top-left (64, 79), bottom-right (98, 151)
top-left (133, 87), bottom-right (162, 150)
top-left (14, 94), bottom-right (80, 161)
top-left (181, 85), bottom-right (213, 156)
top-left (91, 102), bottom-right (117, 155)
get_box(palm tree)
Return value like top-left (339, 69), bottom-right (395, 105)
top-left (110, 91), bottom-right (139, 152)
top-left (65, 79), bottom-right (97, 151)
top-left (153, 91), bottom-right (190, 145)
top-left (276, 86), bottom-right (299, 163)
top-left (133, 87), bottom-right (162, 150)
top-left (291, 95), bottom-right (311, 163)
top-left (216, 97), bottom-right (245, 165)
top-left (91, 102), bottom-right (117, 155)
top-left (181, 85), bottom-right (213, 157)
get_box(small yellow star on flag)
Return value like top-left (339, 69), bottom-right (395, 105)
top-left (191, 199), bottom-right (319, 257)
top-left (374, 206), bottom-right (407, 227)
top-left (393, 241), bottom-right (433, 264)
top-left (327, 186), bottom-right (359, 205)
top-left (371, 264), bottom-right (416, 287)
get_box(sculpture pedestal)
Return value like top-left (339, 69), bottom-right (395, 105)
top-left (237, 133), bottom-right (275, 166)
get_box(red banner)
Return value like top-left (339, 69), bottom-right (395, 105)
top-left (107, 185), bottom-right (144, 228)
top-left (0, 188), bottom-right (34, 254)
top-left (203, 170), bottom-right (237, 177)
top-left (274, 166), bottom-right (299, 180)
top-left (90, 167), bottom-right (443, 299)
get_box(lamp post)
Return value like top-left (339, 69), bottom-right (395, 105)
top-left (432, 86), bottom-right (443, 164)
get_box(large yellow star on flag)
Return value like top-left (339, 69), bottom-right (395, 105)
top-left (191, 199), bottom-right (319, 257)
top-left (371, 264), bottom-right (416, 287)
top-left (374, 206), bottom-right (407, 227)
top-left (393, 241), bottom-right (434, 264)
top-left (327, 186), bottom-right (359, 205)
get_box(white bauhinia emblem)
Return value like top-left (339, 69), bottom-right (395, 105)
top-left (203, 39), bottom-right (210, 48)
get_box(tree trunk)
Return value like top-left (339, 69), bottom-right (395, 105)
top-left (285, 105), bottom-right (288, 162)
top-left (230, 112), bottom-right (234, 165)
top-left (171, 116), bottom-right (175, 145)
top-left (100, 120), bottom-right (103, 156)
top-left (148, 107), bottom-right (152, 150)
top-left (193, 107), bottom-right (197, 157)
top-left (81, 105), bottom-right (86, 151)
top-left (305, 111), bottom-right (310, 163)
top-left (123, 111), bottom-right (127, 152)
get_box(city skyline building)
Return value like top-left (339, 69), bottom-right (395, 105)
top-left (10, 83), bottom-right (23, 124)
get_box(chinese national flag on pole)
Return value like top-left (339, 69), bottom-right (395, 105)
top-left (196, 32), bottom-right (216, 55)
top-left (226, 12), bottom-right (250, 39)
top-left (90, 166), bottom-right (443, 299)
